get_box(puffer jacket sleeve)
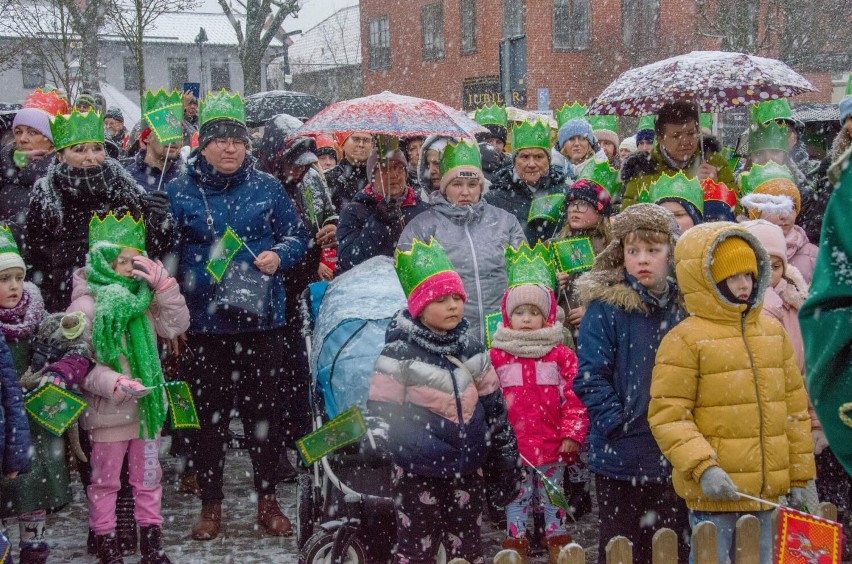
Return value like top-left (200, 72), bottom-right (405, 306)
top-left (506, 214), bottom-right (527, 248)
top-left (269, 181), bottom-right (310, 271)
top-left (781, 332), bottom-right (816, 487)
top-left (559, 347), bottom-right (588, 444)
top-left (649, 330), bottom-right (718, 482)
top-left (67, 295), bottom-right (124, 400)
top-left (0, 335), bottom-right (31, 475)
top-left (574, 300), bottom-right (627, 438)
top-left (149, 283), bottom-right (191, 339)
top-left (366, 345), bottom-right (407, 423)
top-left (396, 212), bottom-right (435, 252)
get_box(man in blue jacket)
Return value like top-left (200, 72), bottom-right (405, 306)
top-left (125, 126), bottom-right (183, 192)
top-left (164, 91), bottom-right (309, 541)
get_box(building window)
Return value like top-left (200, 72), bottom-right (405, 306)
top-left (167, 58), bottom-right (188, 92)
top-left (123, 57), bottom-right (139, 91)
top-left (422, 3), bottom-right (445, 61)
top-left (21, 59), bottom-right (44, 89)
top-left (369, 16), bottom-right (390, 70)
top-left (553, 0), bottom-right (589, 51)
top-left (503, 0), bottom-right (524, 37)
top-left (460, 0), bottom-right (476, 54)
top-left (622, 0), bottom-right (659, 51)
top-left (210, 59), bottom-right (231, 91)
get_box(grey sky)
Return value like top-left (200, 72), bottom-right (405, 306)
top-left (195, 0), bottom-right (358, 35)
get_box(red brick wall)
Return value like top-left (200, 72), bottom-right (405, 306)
top-left (360, 0), bottom-right (833, 110)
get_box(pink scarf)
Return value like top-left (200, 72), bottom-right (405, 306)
top-left (0, 283), bottom-right (44, 342)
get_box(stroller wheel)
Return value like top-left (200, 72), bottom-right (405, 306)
top-left (296, 473), bottom-right (317, 549)
top-left (302, 531), bottom-right (368, 564)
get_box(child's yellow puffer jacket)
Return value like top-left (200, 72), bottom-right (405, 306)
top-left (648, 222), bottom-right (815, 512)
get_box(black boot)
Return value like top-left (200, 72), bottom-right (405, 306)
top-left (116, 486), bottom-right (138, 555)
top-left (88, 528), bottom-right (97, 555)
top-left (19, 545), bottom-right (49, 564)
top-left (95, 533), bottom-right (125, 564)
top-left (140, 525), bottom-right (172, 564)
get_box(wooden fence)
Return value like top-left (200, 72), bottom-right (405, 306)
top-left (483, 502), bottom-right (839, 564)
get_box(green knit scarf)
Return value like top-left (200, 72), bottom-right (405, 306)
top-left (86, 243), bottom-right (166, 439)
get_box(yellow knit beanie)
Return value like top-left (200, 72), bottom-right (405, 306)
top-left (711, 237), bottom-right (758, 284)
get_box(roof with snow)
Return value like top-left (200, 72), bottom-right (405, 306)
top-left (288, 4), bottom-right (360, 73)
top-left (0, 9), bottom-right (283, 48)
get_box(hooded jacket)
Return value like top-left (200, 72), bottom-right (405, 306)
top-left (485, 164), bottom-right (570, 244)
top-left (124, 149), bottom-right (183, 193)
top-left (620, 138), bottom-right (736, 209)
top-left (66, 268), bottom-right (190, 442)
top-left (572, 209), bottom-right (686, 483)
top-left (489, 288), bottom-right (588, 467)
top-left (337, 185), bottom-right (428, 274)
top-left (0, 142), bottom-right (52, 259)
top-left (761, 264), bottom-right (808, 374)
top-left (785, 225), bottom-right (818, 284)
top-left (326, 158), bottom-right (368, 211)
top-left (367, 310), bottom-right (509, 478)
top-left (648, 223), bottom-right (815, 512)
top-left (165, 151), bottom-right (310, 335)
top-left (397, 192), bottom-right (526, 344)
top-left (0, 334), bottom-right (31, 476)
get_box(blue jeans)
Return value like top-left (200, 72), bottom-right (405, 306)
top-left (688, 510), bottom-right (774, 563)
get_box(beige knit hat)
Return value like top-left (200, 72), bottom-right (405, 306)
top-left (505, 284), bottom-right (551, 319)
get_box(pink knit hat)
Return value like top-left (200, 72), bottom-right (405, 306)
top-left (741, 219), bottom-right (787, 270)
top-left (505, 284), bottom-right (552, 319)
top-left (408, 271), bottom-right (467, 318)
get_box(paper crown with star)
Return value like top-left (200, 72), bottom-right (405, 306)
top-left (740, 161), bottom-right (796, 195)
top-left (199, 89), bottom-right (246, 127)
top-left (556, 102), bottom-right (587, 129)
top-left (50, 110), bottom-right (104, 151)
top-left (505, 241), bottom-right (556, 290)
top-left (512, 119), bottom-right (551, 152)
top-left (88, 212), bottom-right (147, 252)
top-left (649, 171), bottom-right (705, 215)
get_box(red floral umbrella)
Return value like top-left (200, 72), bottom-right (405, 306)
top-left (293, 91), bottom-right (487, 138)
top-left (588, 51), bottom-right (816, 116)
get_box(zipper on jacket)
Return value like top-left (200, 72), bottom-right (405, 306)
top-left (462, 223), bottom-right (485, 343)
top-left (446, 358), bottom-right (468, 477)
top-left (741, 312), bottom-right (766, 499)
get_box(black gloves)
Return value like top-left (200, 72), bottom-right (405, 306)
top-left (141, 191), bottom-right (171, 224)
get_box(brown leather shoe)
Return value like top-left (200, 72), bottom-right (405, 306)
top-left (546, 533), bottom-right (572, 564)
top-left (191, 502), bottom-right (221, 541)
top-left (257, 494), bottom-right (292, 536)
top-left (499, 536), bottom-right (529, 564)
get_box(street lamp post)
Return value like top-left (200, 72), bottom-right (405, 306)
top-left (194, 27), bottom-right (208, 93)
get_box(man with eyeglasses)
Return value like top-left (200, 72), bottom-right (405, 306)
top-left (326, 131), bottom-right (373, 210)
top-left (621, 101), bottom-right (737, 208)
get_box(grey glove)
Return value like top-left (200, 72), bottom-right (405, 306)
top-left (812, 430), bottom-right (829, 456)
top-left (699, 466), bottom-right (740, 500)
top-left (787, 487), bottom-right (806, 509)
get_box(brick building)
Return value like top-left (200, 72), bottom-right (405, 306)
top-left (358, 0), bottom-right (841, 113)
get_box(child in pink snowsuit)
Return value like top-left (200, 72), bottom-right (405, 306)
top-left (66, 213), bottom-right (189, 562)
top-left (489, 283), bottom-right (588, 560)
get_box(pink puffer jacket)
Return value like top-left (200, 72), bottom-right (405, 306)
top-left (66, 268), bottom-right (190, 442)
top-left (785, 225), bottom-right (818, 284)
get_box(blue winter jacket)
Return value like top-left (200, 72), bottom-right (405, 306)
top-left (125, 150), bottom-right (182, 193)
top-left (0, 335), bottom-right (31, 476)
top-left (165, 152), bottom-right (310, 335)
top-left (573, 272), bottom-right (685, 484)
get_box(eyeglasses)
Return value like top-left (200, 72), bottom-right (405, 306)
top-left (213, 137), bottom-right (247, 149)
top-left (567, 200), bottom-right (592, 212)
top-left (348, 136), bottom-right (372, 146)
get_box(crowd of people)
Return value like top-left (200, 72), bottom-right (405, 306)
top-left (0, 80), bottom-right (849, 564)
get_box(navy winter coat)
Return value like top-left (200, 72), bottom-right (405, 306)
top-left (0, 334), bottom-right (31, 476)
top-left (165, 152), bottom-right (310, 335)
top-left (573, 273), bottom-right (685, 484)
top-left (125, 150), bottom-right (183, 193)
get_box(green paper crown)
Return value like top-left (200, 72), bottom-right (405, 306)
top-left (588, 114), bottom-right (618, 134)
top-left (394, 237), bottom-right (456, 298)
top-left (505, 242), bottom-right (557, 290)
top-left (0, 225), bottom-right (20, 256)
top-left (50, 111), bottom-right (104, 151)
top-left (749, 121), bottom-right (789, 153)
top-left (650, 171), bottom-right (705, 215)
top-left (740, 161), bottom-right (796, 195)
top-left (751, 99), bottom-right (793, 125)
top-left (577, 158), bottom-right (620, 195)
top-left (638, 114), bottom-right (656, 132)
top-left (143, 89), bottom-right (184, 145)
top-left (556, 102), bottom-right (587, 129)
top-left (700, 113), bottom-right (714, 131)
top-left (88, 212), bottom-right (147, 252)
top-left (440, 140), bottom-right (482, 177)
top-left (199, 89), bottom-right (245, 127)
top-left (512, 119), bottom-right (551, 152)
top-left (474, 104), bottom-right (508, 127)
